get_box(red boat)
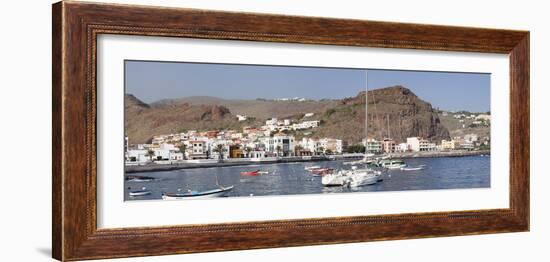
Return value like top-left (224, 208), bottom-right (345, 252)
top-left (240, 170), bottom-right (261, 176)
top-left (310, 168), bottom-right (334, 176)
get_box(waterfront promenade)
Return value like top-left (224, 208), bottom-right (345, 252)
top-left (386, 149), bottom-right (490, 159)
top-left (125, 150), bottom-right (489, 173)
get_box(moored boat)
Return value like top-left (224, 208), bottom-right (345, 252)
top-left (304, 165), bottom-right (321, 171)
top-left (379, 159), bottom-right (407, 169)
top-left (240, 170), bottom-right (261, 176)
top-left (125, 175), bottom-right (155, 182)
top-left (401, 165), bottom-right (425, 171)
top-left (321, 170), bottom-right (349, 186)
top-left (129, 190), bottom-right (151, 197)
top-left (345, 171), bottom-right (378, 187)
top-left (162, 186), bottom-right (234, 200)
top-left (310, 168), bottom-right (334, 176)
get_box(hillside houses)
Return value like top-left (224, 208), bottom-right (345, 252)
top-left (125, 116), bottom-right (343, 165)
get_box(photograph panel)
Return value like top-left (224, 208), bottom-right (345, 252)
top-left (123, 61), bottom-right (490, 201)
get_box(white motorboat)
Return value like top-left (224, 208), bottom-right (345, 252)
top-left (162, 186), bottom-right (234, 200)
top-left (322, 170), bottom-right (349, 186)
top-left (345, 170), bottom-right (378, 187)
top-left (379, 159), bottom-right (407, 169)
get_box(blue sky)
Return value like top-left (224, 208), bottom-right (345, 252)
top-left (125, 61), bottom-right (490, 112)
top-left (367, 69), bottom-right (490, 112)
top-left (125, 60), bottom-right (366, 103)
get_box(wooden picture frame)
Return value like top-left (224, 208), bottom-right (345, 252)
top-left (52, 1), bottom-right (529, 261)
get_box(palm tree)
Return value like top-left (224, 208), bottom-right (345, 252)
top-left (214, 144), bottom-right (225, 161)
top-left (178, 144), bottom-right (187, 160)
top-left (275, 145), bottom-right (282, 157)
top-left (317, 146), bottom-right (325, 156)
top-left (146, 149), bottom-right (155, 162)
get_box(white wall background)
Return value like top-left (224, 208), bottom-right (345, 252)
top-left (0, 0), bottom-right (547, 261)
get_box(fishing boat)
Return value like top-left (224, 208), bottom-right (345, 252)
top-left (257, 171), bottom-right (269, 174)
top-left (240, 170), bottom-right (261, 176)
top-left (304, 165), bottom-right (321, 171)
top-left (162, 186), bottom-right (234, 200)
top-left (379, 159), bottom-right (407, 169)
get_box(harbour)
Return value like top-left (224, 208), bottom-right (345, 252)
top-left (125, 155), bottom-right (490, 201)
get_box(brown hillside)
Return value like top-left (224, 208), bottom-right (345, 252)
top-left (125, 86), bottom-right (450, 145)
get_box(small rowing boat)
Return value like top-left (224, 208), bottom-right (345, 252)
top-left (128, 186), bottom-right (151, 197)
top-left (304, 165), bottom-right (321, 171)
top-left (129, 190), bottom-right (151, 197)
top-left (162, 186), bottom-right (234, 200)
top-left (400, 165), bottom-right (425, 171)
top-left (240, 170), bottom-right (261, 176)
top-left (125, 175), bottom-right (155, 182)
top-left (310, 168), bottom-right (334, 176)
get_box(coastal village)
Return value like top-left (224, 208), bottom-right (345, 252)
top-left (125, 111), bottom-right (491, 165)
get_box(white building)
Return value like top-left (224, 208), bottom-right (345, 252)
top-left (261, 134), bottom-right (295, 156)
top-left (187, 140), bottom-right (207, 159)
top-left (475, 114), bottom-right (491, 121)
top-left (125, 149), bottom-right (149, 164)
top-left (397, 143), bottom-right (408, 152)
top-left (301, 137), bottom-right (343, 154)
top-left (152, 144), bottom-right (184, 161)
top-left (300, 138), bottom-right (321, 154)
top-left (319, 138), bottom-right (344, 154)
top-left (283, 119), bottom-right (291, 126)
top-left (236, 114), bottom-right (248, 121)
top-left (364, 138), bottom-right (382, 154)
top-left (407, 137), bottom-right (437, 152)
top-left (292, 120), bottom-right (320, 130)
top-left (265, 118), bottom-right (278, 126)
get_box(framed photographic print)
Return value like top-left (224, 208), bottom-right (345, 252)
top-left (52, 1), bottom-right (529, 261)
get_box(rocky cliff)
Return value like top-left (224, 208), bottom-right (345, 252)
top-left (365, 86), bottom-right (450, 143)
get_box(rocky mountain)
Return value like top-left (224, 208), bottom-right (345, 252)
top-left (125, 86), bottom-right (450, 145)
top-left (364, 86), bottom-right (450, 143)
